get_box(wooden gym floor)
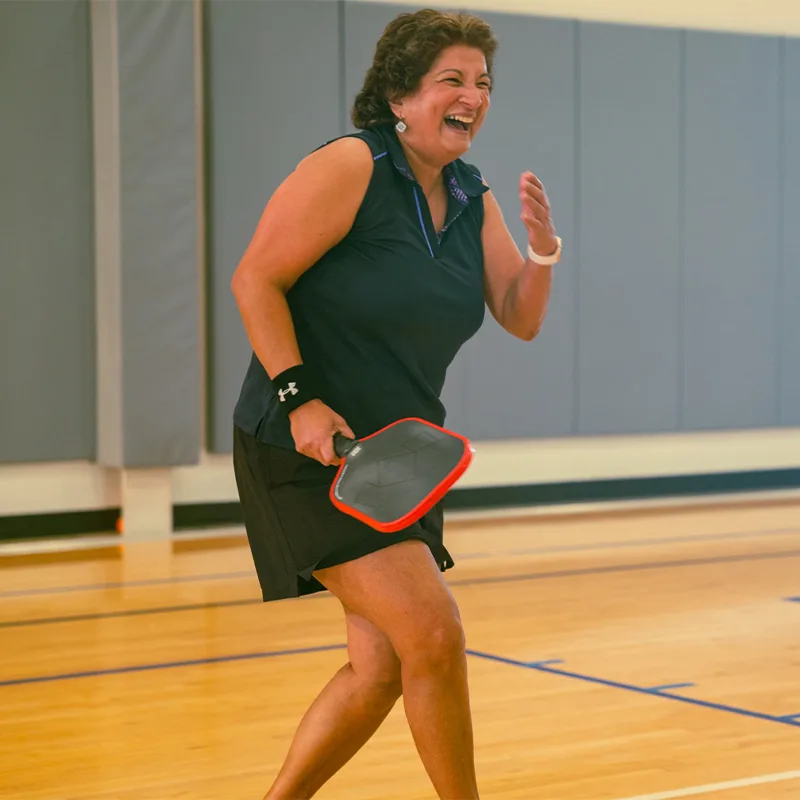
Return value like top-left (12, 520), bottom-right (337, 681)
top-left (1, 496), bottom-right (799, 799)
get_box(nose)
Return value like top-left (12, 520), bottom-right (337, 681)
top-left (460, 85), bottom-right (484, 110)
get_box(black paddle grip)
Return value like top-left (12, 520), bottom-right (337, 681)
top-left (333, 432), bottom-right (358, 459)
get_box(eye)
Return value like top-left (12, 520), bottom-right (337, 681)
top-left (444, 77), bottom-right (462, 85)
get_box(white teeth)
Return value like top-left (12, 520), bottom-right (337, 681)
top-left (446, 114), bottom-right (474, 124)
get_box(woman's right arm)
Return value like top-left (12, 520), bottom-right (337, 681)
top-left (231, 136), bottom-right (374, 465)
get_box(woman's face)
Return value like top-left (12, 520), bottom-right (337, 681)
top-left (389, 44), bottom-right (492, 164)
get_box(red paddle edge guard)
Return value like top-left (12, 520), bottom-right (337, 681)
top-left (329, 417), bottom-right (474, 533)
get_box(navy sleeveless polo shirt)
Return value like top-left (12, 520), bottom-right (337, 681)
top-left (233, 123), bottom-right (489, 450)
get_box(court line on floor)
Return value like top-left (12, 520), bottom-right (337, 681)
top-left (0, 643), bottom-right (348, 687)
top-left (4, 642), bottom-right (799, 739)
top-left (611, 771), bottom-right (800, 800)
top-left (468, 650), bottom-right (800, 730)
top-left (447, 548), bottom-right (800, 589)
top-left (452, 526), bottom-right (800, 561)
top-left (0, 569), bottom-right (255, 599)
top-left (0, 598), bottom-right (260, 628)
top-left (5, 549), bottom-right (800, 627)
top-left (3, 526), bottom-right (798, 599)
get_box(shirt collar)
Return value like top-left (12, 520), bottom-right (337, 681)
top-left (379, 125), bottom-right (488, 204)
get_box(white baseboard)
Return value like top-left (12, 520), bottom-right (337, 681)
top-left (1, 428), bottom-right (799, 518)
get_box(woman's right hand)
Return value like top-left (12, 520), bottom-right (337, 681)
top-left (288, 399), bottom-right (355, 466)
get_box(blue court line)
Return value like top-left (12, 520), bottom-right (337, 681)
top-left (645, 683), bottom-right (695, 693)
top-left (778, 714), bottom-right (800, 721)
top-left (0, 598), bottom-right (260, 629)
top-left (787, 597), bottom-right (800, 603)
top-left (4, 549), bottom-right (800, 628)
top-left (467, 650), bottom-right (800, 730)
top-left (0, 644), bottom-right (348, 688)
top-left (0, 570), bottom-right (254, 599)
top-left (3, 526), bottom-right (798, 600)
top-left (453, 525), bottom-right (800, 562)
top-left (6, 644), bottom-right (798, 736)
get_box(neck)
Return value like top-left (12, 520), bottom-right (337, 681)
top-left (396, 134), bottom-right (445, 197)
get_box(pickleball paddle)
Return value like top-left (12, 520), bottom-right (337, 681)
top-left (329, 417), bottom-right (474, 533)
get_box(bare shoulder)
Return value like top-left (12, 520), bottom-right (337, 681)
top-left (233, 136), bottom-right (377, 290)
top-left (292, 135), bottom-right (375, 187)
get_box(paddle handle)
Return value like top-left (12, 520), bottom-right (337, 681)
top-left (333, 432), bottom-right (358, 459)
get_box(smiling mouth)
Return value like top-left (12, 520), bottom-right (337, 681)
top-left (444, 115), bottom-right (473, 133)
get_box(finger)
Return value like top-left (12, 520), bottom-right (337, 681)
top-left (297, 443), bottom-right (317, 462)
top-left (520, 177), bottom-right (549, 205)
top-left (319, 437), bottom-right (339, 467)
top-left (521, 183), bottom-right (550, 212)
top-left (295, 436), bottom-right (326, 465)
top-left (335, 417), bottom-right (356, 440)
top-left (522, 212), bottom-right (547, 228)
top-left (521, 203), bottom-right (551, 230)
top-left (520, 171), bottom-right (545, 192)
top-left (522, 216), bottom-right (552, 236)
top-left (521, 196), bottom-right (550, 223)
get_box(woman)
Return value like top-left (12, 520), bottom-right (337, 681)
top-left (231, 8), bottom-right (561, 799)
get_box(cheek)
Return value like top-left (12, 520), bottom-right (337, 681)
top-left (426, 89), bottom-right (463, 120)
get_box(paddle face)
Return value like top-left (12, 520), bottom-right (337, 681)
top-left (329, 418), bottom-right (473, 533)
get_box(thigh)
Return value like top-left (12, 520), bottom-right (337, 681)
top-left (315, 540), bottom-right (463, 656)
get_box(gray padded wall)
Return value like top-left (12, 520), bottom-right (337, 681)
top-left (205, 0), bottom-right (342, 453)
top-left (343, 1), bottom-right (397, 135)
top-left (781, 39), bottom-right (800, 425)
top-left (207, 1), bottom-right (799, 451)
top-left (682, 32), bottom-right (781, 429)
top-left (460, 14), bottom-right (577, 440)
top-left (577, 24), bottom-right (682, 435)
top-left (0, 1), bottom-right (96, 463)
top-left (115, 0), bottom-right (202, 467)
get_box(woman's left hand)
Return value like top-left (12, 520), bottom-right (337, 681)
top-left (519, 171), bottom-right (559, 259)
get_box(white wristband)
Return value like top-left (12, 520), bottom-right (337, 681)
top-left (527, 237), bottom-right (562, 265)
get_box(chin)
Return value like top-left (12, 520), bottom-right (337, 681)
top-left (441, 131), bottom-right (473, 158)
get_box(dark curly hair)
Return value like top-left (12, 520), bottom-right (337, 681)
top-left (351, 9), bottom-right (498, 130)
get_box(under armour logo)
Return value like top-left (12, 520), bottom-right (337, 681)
top-left (278, 382), bottom-right (298, 402)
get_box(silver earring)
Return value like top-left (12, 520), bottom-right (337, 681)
top-left (395, 119), bottom-right (407, 133)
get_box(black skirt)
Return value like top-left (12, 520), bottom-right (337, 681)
top-left (232, 425), bottom-right (455, 602)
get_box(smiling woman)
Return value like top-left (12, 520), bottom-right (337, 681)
top-left (228, 8), bottom-right (563, 799)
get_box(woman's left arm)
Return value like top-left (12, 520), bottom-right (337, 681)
top-left (481, 171), bottom-right (560, 341)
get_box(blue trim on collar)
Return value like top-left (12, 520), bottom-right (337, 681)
top-left (377, 125), bottom-right (489, 202)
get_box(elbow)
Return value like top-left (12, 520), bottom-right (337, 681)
top-left (518, 307), bottom-right (549, 341)
top-left (509, 315), bottom-right (545, 342)
top-left (230, 261), bottom-right (263, 303)
top-left (497, 316), bottom-right (540, 342)
top-left (230, 267), bottom-right (242, 300)
top-left (231, 260), bottom-right (287, 302)
top-left (231, 263), bottom-right (248, 299)
top-left (516, 326), bottom-right (540, 342)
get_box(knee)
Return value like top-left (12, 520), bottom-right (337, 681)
top-left (358, 664), bottom-right (403, 707)
top-left (374, 670), bottom-right (403, 703)
top-left (353, 647), bottom-right (403, 702)
top-left (398, 613), bottom-right (466, 674)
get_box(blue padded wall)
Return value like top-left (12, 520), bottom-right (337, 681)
top-left (682, 31), bottom-right (782, 430)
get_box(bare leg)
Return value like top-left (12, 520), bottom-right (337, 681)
top-left (314, 539), bottom-right (479, 800)
top-left (265, 606), bottom-right (403, 799)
